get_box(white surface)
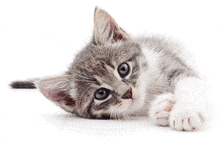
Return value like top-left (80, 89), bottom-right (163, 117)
top-left (1, 0), bottom-right (220, 143)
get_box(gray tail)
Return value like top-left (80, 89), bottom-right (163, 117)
top-left (10, 80), bottom-right (37, 89)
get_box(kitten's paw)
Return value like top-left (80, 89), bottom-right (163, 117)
top-left (149, 93), bottom-right (175, 126)
top-left (169, 110), bottom-right (205, 131)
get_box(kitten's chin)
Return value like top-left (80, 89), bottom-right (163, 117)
top-left (129, 96), bottom-right (145, 113)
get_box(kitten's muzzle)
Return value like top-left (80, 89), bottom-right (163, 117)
top-left (122, 88), bottom-right (132, 99)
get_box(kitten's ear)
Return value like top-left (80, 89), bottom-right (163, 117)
top-left (94, 7), bottom-right (130, 45)
top-left (36, 75), bottom-right (77, 113)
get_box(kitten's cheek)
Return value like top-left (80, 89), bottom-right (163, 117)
top-left (119, 100), bottom-right (133, 111)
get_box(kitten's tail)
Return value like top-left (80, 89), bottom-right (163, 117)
top-left (10, 79), bottom-right (38, 89)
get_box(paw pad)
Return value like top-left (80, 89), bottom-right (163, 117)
top-left (170, 111), bottom-right (205, 131)
top-left (149, 94), bottom-right (175, 126)
top-left (164, 106), bottom-right (172, 112)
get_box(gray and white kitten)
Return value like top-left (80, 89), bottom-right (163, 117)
top-left (11, 7), bottom-right (206, 131)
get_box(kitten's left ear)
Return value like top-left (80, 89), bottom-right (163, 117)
top-left (36, 75), bottom-right (77, 113)
top-left (94, 7), bottom-right (130, 45)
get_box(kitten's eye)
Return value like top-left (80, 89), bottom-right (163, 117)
top-left (118, 63), bottom-right (130, 78)
top-left (94, 88), bottom-right (110, 100)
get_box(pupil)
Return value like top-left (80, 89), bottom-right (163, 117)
top-left (99, 90), bottom-right (105, 95)
top-left (121, 67), bottom-right (126, 71)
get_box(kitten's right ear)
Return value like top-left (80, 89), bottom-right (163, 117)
top-left (36, 75), bottom-right (77, 113)
top-left (94, 7), bottom-right (130, 45)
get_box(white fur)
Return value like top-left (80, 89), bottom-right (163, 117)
top-left (170, 77), bottom-right (206, 131)
top-left (141, 46), bottom-right (162, 89)
top-left (149, 77), bottom-right (207, 131)
top-left (142, 47), bottom-right (160, 76)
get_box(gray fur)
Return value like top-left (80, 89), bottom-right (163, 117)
top-left (10, 7), bottom-right (197, 119)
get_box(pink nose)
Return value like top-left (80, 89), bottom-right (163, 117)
top-left (122, 88), bottom-right (132, 99)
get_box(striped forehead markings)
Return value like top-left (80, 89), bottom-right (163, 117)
top-left (105, 60), bottom-right (115, 69)
top-left (93, 75), bottom-right (103, 85)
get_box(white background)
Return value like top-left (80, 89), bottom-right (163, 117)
top-left (1, 0), bottom-right (220, 143)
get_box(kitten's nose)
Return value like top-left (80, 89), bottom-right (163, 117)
top-left (122, 88), bottom-right (132, 99)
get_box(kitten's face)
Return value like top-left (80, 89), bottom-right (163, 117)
top-left (37, 8), bottom-right (148, 119)
top-left (71, 42), bottom-right (147, 118)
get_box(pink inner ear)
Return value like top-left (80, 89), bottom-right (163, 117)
top-left (46, 89), bottom-right (76, 107)
top-left (47, 89), bottom-right (64, 101)
top-left (106, 20), bottom-right (123, 42)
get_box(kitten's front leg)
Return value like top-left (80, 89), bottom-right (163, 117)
top-left (169, 77), bottom-right (206, 131)
top-left (149, 77), bottom-right (206, 131)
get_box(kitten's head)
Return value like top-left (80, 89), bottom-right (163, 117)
top-left (36, 8), bottom-right (147, 119)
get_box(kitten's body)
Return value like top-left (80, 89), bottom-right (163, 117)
top-left (10, 8), bottom-right (206, 131)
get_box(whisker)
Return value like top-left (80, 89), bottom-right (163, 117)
top-left (72, 84), bottom-right (88, 90)
top-left (124, 112), bottom-right (130, 120)
top-left (132, 70), bottom-right (139, 76)
top-left (112, 106), bottom-right (118, 119)
top-left (110, 106), bottom-right (117, 119)
top-left (123, 113), bottom-right (127, 120)
top-left (80, 87), bottom-right (92, 98)
top-left (116, 50), bottom-right (125, 60)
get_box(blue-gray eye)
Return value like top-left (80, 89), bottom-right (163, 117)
top-left (118, 63), bottom-right (130, 78)
top-left (95, 88), bottom-right (110, 100)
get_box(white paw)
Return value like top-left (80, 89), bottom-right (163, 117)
top-left (149, 93), bottom-right (175, 126)
top-left (169, 110), bottom-right (205, 131)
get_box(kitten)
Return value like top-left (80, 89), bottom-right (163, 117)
top-left (10, 7), bottom-right (206, 131)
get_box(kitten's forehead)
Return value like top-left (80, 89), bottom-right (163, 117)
top-left (93, 42), bottom-right (141, 66)
top-left (99, 42), bottom-right (141, 63)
